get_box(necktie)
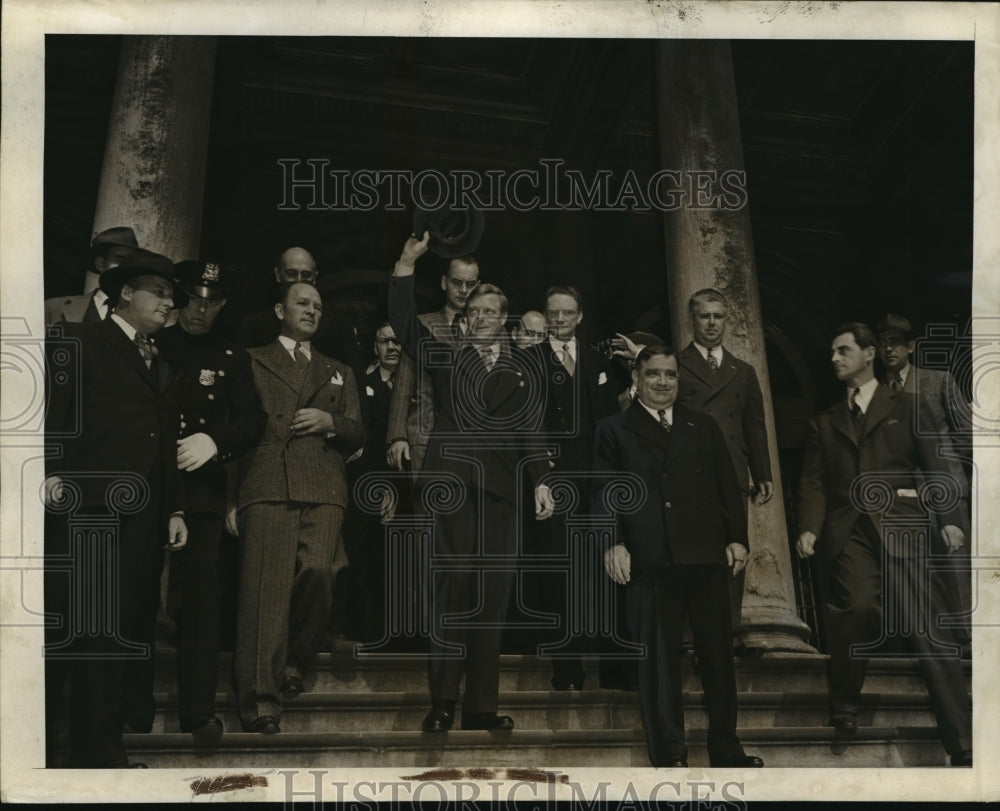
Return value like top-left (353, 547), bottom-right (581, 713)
top-left (657, 409), bottom-right (671, 432)
top-left (706, 349), bottom-right (719, 372)
top-left (562, 342), bottom-right (575, 377)
top-left (891, 372), bottom-right (903, 392)
top-left (134, 333), bottom-right (154, 370)
top-left (480, 346), bottom-right (495, 371)
top-left (293, 342), bottom-right (309, 371)
top-left (103, 299), bottom-right (113, 319)
top-left (849, 388), bottom-right (862, 422)
top-left (451, 312), bottom-right (463, 341)
top-left (386, 372), bottom-right (395, 390)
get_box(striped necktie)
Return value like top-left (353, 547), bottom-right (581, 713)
top-left (706, 349), bottom-right (719, 372)
top-left (658, 409), bottom-right (671, 432)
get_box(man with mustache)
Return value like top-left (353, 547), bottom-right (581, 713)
top-left (232, 281), bottom-right (365, 734)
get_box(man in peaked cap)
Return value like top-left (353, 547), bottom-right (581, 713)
top-left (44, 248), bottom-right (188, 767)
top-left (152, 260), bottom-right (267, 745)
top-left (44, 226), bottom-right (140, 325)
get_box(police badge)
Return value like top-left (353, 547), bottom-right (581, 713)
top-left (202, 262), bottom-right (221, 283)
top-left (199, 369), bottom-right (216, 386)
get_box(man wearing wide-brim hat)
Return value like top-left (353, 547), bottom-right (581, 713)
top-left (44, 248), bottom-right (188, 768)
top-left (44, 226), bottom-right (141, 325)
top-left (875, 311), bottom-right (972, 655)
top-left (154, 259), bottom-right (267, 745)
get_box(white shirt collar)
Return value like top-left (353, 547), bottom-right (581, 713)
top-left (110, 313), bottom-right (138, 342)
top-left (637, 398), bottom-right (673, 426)
top-left (694, 341), bottom-right (723, 365)
top-left (93, 288), bottom-right (109, 318)
top-left (848, 376), bottom-right (880, 413)
top-left (548, 334), bottom-right (577, 359)
top-left (278, 334), bottom-right (311, 358)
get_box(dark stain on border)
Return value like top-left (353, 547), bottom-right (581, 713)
top-left (401, 767), bottom-right (568, 784)
top-left (191, 774), bottom-right (268, 795)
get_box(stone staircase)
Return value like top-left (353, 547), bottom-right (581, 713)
top-left (105, 646), bottom-right (969, 768)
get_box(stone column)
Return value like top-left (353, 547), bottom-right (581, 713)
top-left (84, 36), bottom-right (216, 293)
top-left (655, 41), bottom-right (814, 652)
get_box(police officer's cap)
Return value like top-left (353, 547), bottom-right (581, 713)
top-left (174, 260), bottom-right (240, 301)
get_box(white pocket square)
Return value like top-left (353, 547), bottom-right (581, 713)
top-left (332, 372), bottom-right (344, 386)
top-left (598, 372), bottom-right (608, 385)
top-left (365, 385), bottom-right (375, 397)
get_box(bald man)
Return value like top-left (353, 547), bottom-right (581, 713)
top-left (239, 247), bottom-right (362, 381)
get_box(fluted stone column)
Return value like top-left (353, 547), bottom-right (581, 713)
top-left (84, 36), bottom-right (216, 293)
top-left (655, 40), bottom-right (814, 652)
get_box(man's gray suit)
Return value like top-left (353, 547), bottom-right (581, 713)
top-left (234, 340), bottom-right (365, 726)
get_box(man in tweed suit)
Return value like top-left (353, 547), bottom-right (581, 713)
top-left (385, 255), bottom-right (480, 474)
top-left (876, 312), bottom-right (972, 653)
top-left (676, 288), bottom-right (772, 653)
top-left (234, 281), bottom-right (365, 734)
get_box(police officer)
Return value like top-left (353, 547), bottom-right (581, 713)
top-left (156, 260), bottom-right (267, 744)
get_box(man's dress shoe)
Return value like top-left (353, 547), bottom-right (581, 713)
top-left (951, 749), bottom-right (973, 767)
top-left (662, 754), bottom-right (688, 768)
top-left (280, 675), bottom-right (305, 699)
top-left (460, 712), bottom-right (515, 731)
top-left (186, 716), bottom-right (224, 745)
top-left (711, 754), bottom-right (764, 767)
top-left (421, 702), bottom-right (455, 732)
top-left (247, 715), bottom-right (280, 735)
top-left (550, 677), bottom-right (582, 691)
top-left (829, 711), bottom-right (858, 732)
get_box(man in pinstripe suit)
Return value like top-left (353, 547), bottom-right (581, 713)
top-left (233, 281), bottom-right (365, 734)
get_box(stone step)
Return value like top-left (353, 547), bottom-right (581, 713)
top-left (120, 726), bottom-right (954, 769)
top-left (153, 649), bottom-right (971, 696)
top-left (144, 689), bottom-right (941, 734)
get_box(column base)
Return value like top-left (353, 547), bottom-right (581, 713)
top-left (741, 607), bottom-right (818, 654)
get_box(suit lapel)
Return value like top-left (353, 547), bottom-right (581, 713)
top-left (255, 340), bottom-right (305, 395)
top-left (300, 352), bottom-right (338, 404)
top-left (624, 400), bottom-right (672, 456)
top-left (680, 344), bottom-right (715, 388)
top-left (96, 317), bottom-right (158, 390)
top-left (663, 404), bottom-right (695, 468)
top-left (829, 397), bottom-right (856, 446)
top-left (486, 342), bottom-right (524, 407)
top-left (711, 348), bottom-right (739, 395)
top-left (902, 367), bottom-right (916, 394)
top-left (860, 384), bottom-right (895, 442)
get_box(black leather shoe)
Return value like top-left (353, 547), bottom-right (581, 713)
top-left (280, 675), bottom-right (305, 699)
top-left (460, 712), bottom-right (515, 731)
top-left (188, 716), bottom-right (224, 745)
top-left (421, 701), bottom-right (455, 732)
top-left (662, 754), bottom-right (688, 767)
top-left (829, 711), bottom-right (858, 732)
top-left (550, 676), bottom-right (583, 691)
top-left (951, 749), bottom-right (973, 767)
top-left (247, 715), bottom-right (280, 734)
top-left (711, 754), bottom-right (764, 768)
